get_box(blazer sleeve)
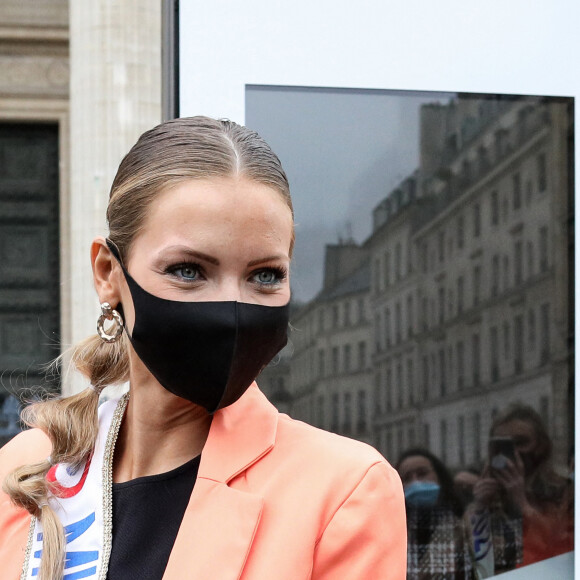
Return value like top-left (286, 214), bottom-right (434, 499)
top-left (311, 461), bottom-right (407, 580)
top-left (0, 429), bottom-right (52, 578)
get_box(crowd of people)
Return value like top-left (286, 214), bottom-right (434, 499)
top-left (395, 404), bottom-right (574, 579)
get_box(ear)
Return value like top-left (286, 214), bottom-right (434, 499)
top-left (91, 236), bottom-right (123, 308)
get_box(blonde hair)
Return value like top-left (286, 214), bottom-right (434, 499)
top-left (3, 116), bottom-right (293, 578)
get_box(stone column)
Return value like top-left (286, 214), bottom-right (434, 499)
top-left (65, 1), bottom-right (161, 394)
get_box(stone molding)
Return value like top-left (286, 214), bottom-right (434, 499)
top-left (0, 55), bottom-right (68, 97)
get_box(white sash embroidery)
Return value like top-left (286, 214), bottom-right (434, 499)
top-left (23, 396), bottom-right (126, 580)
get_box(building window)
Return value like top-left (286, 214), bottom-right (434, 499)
top-left (513, 171), bottom-right (521, 210)
top-left (514, 315), bottom-right (524, 374)
top-left (473, 412), bottom-right (481, 463)
top-left (457, 214), bottom-right (464, 249)
top-left (396, 361), bottom-right (403, 409)
top-left (526, 179), bottom-right (533, 205)
top-left (438, 230), bottom-right (445, 263)
top-left (395, 243), bottom-right (402, 281)
top-left (332, 305), bottom-right (339, 328)
top-left (386, 367), bottom-right (392, 411)
top-left (384, 252), bottom-right (391, 287)
top-left (537, 152), bottom-right (547, 192)
top-left (422, 297), bottom-right (429, 331)
top-left (423, 423), bottom-right (430, 448)
top-left (317, 395), bottom-right (325, 428)
top-left (373, 258), bottom-right (381, 293)
top-left (491, 190), bottom-right (499, 226)
top-left (457, 276), bottom-right (464, 314)
top-left (374, 371), bottom-right (383, 413)
top-left (527, 241), bottom-right (535, 279)
top-left (438, 287), bottom-right (445, 324)
top-left (407, 294), bottom-right (414, 337)
top-left (490, 326), bottom-right (499, 382)
top-left (514, 240), bottom-right (523, 286)
top-left (540, 303), bottom-right (550, 364)
top-left (422, 356), bottom-right (429, 400)
top-left (492, 254), bottom-right (500, 297)
top-left (439, 348), bottom-right (446, 397)
top-left (343, 392), bottom-right (352, 434)
top-left (503, 255), bottom-right (510, 291)
top-left (407, 358), bottom-right (415, 405)
top-left (318, 349), bottom-right (326, 378)
top-left (357, 298), bottom-right (365, 323)
top-left (440, 419), bottom-right (448, 463)
top-left (357, 341), bottom-right (366, 370)
top-left (528, 309), bottom-right (536, 350)
top-left (458, 416), bottom-right (466, 466)
top-left (343, 344), bottom-right (351, 373)
top-left (332, 346), bottom-right (339, 374)
top-left (503, 322), bottom-right (511, 360)
top-left (457, 341), bottom-right (465, 390)
top-left (357, 390), bottom-right (367, 433)
top-left (375, 312), bottom-right (383, 352)
top-left (318, 309), bottom-right (325, 333)
top-left (473, 265), bottom-right (481, 307)
top-left (395, 302), bottom-right (402, 343)
top-left (331, 393), bottom-right (339, 431)
top-left (385, 308), bottom-right (392, 347)
top-left (473, 203), bottom-right (481, 238)
top-left (344, 301), bottom-right (351, 327)
top-left (540, 395), bottom-right (550, 426)
top-left (472, 333), bottom-right (480, 387)
top-left (539, 226), bottom-right (549, 272)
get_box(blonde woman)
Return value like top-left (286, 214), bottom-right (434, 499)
top-left (0, 117), bottom-right (406, 580)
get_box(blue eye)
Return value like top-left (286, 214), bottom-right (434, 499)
top-left (168, 263), bottom-right (201, 281)
top-left (252, 267), bottom-right (286, 287)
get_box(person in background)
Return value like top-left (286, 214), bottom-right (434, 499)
top-left (468, 404), bottom-right (573, 576)
top-left (397, 448), bottom-right (474, 579)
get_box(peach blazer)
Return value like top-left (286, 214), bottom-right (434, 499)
top-left (0, 385), bottom-right (406, 579)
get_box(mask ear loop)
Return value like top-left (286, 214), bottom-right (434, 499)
top-left (105, 238), bottom-right (129, 333)
top-left (106, 238), bottom-right (124, 267)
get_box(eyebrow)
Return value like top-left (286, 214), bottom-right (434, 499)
top-left (160, 246), bottom-right (287, 268)
top-left (247, 255), bottom-right (287, 267)
top-left (161, 246), bottom-right (220, 265)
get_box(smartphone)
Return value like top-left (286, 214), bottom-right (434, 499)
top-left (489, 436), bottom-right (516, 471)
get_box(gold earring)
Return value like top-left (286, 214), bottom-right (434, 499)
top-left (97, 302), bottom-right (124, 343)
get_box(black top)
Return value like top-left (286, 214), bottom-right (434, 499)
top-left (106, 455), bottom-right (201, 580)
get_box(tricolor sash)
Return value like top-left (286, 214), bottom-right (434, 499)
top-left (22, 395), bottom-right (128, 580)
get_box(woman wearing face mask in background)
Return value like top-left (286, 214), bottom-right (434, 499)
top-left (397, 448), bottom-right (474, 580)
top-left (0, 117), bottom-right (406, 580)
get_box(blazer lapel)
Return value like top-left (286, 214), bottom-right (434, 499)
top-left (163, 384), bottom-right (279, 580)
top-left (163, 479), bottom-right (264, 580)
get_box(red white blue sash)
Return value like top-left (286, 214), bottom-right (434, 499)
top-left (22, 395), bottom-right (127, 580)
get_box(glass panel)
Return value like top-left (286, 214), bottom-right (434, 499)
top-left (249, 87), bottom-right (574, 578)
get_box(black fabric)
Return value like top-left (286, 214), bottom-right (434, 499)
top-left (106, 455), bottom-right (201, 580)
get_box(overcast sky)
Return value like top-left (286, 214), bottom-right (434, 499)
top-left (246, 86), bottom-right (453, 303)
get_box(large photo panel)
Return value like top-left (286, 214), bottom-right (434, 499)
top-left (177, 1), bottom-right (577, 577)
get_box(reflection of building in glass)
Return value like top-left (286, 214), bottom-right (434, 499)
top-left (259, 96), bottom-right (573, 469)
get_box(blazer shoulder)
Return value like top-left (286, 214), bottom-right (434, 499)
top-left (277, 414), bottom-right (385, 463)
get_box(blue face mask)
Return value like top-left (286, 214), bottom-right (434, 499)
top-left (404, 481), bottom-right (440, 508)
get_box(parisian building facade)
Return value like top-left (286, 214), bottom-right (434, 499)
top-left (260, 96), bottom-right (573, 470)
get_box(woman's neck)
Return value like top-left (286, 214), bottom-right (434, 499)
top-left (112, 376), bottom-right (212, 483)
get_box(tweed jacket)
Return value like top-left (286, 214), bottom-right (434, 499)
top-left (0, 384), bottom-right (406, 579)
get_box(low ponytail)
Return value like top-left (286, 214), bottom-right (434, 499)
top-left (2, 333), bottom-right (129, 578)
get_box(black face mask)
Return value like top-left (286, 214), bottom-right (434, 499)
top-left (107, 240), bottom-right (289, 412)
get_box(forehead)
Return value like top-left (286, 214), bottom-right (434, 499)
top-left (133, 176), bottom-right (293, 251)
top-left (398, 455), bottom-right (434, 475)
top-left (494, 419), bottom-right (535, 440)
